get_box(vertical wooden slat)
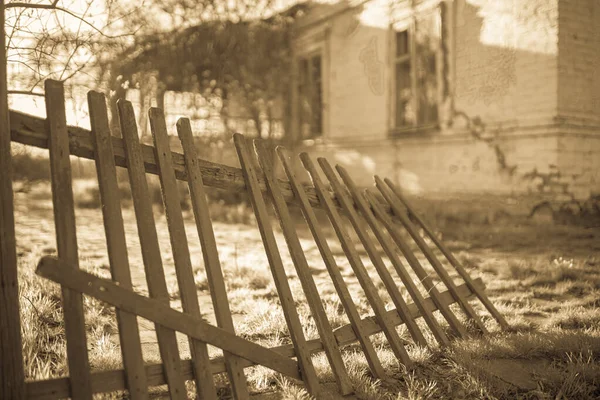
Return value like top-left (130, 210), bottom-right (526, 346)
top-left (45, 79), bottom-right (93, 399)
top-left (176, 118), bottom-right (249, 399)
top-left (148, 109), bottom-right (218, 400)
top-left (299, 153), bottom-right (413, 366)
top-left (382, 178), bottom-right (508, 329)
top-left (317, 158), bottom-right (427, 349)
top-left (335, 165), bottom-right (458, 343)
top-left (277, 147), bottom-right (386, 380)
top-left (232, 134), bottom-right (320, 396)
top-left (384, 177), bottom-right (508, 329)
top-left (0, 1), bottom-right (25, 396)
top-left (88, 91), bottom-right (149, 399)
top-left (254, 141), bottom-right (353, 396)
top-left (373, 178), bottom-right (487, 332)
top-left (117, 100), bottom-right (187, 400)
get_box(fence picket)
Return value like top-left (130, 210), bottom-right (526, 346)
top-left (44, 80), bottom-right (93, 400)
top-left (232, 134), bottom-right (320, 396)
top-left (382, 178), bottom-right (509, 329)
top-left (318, 158), bottom-right (427, 351)
top-left (372, 178), bottom-right (487, 333)
top-left (277, 147), bottom-right (387, 380)
top-left (254, 141), bottom-right (353, 395)
top-left (335, 165), bottom-right (459, 342)
top-left (117, 100), bottom-right (187, 399)
top-left (148, 108), bottom-right (218, 399)
top-left (176, 118), bottom-right (249, 399)
top-left (299, 153), bottom-right (413, 366)
top-left (88, 91), bottom-right (149, 399)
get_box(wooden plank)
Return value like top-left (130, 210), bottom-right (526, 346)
top-left (177, 118), bottom-right (249, 399)
top-left (0, 1), bottom-right (25, 396)
top-left (24, 279), bottom-right (484, 400)
top-left (318, 158), bottom-right (427, 351)
top-left (44, 79), bottom-right (93, 400)
top-left (88, 91), bottom-right (149, 399)
top-left (117, 100), bottom-right (187, 399)
top-left (335, 166), bottom-right (457, 343)
top-left (383, 178), bottom-right (509, 329)
top-left (232, 134), bottom-right (320, 396)
top-left (8, 109), bottom-right (400, 219)
top-left (254, 141), bottom-right (353, 396)
top-left (299, 153), bottom-right (413, 366)
top-left (373, 176), bottom-right (488, 332)
top-left (36, 256), bottom-right (302, 380)
top-left (276, 147), bottom-right (386, 380)
top-left (148, 109), bottom-right (218, 400)
top-left (364, 189), bottom-right (469, 340)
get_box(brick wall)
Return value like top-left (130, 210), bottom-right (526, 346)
top-left (557, 0), bottom-right (600, 122)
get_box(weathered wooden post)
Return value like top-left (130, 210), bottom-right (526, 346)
top-left (0, 1), bottom-right (25, 398)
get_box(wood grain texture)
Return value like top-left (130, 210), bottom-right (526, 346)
top-left (0, 3), bottom-right (24, 397)
top-left (88, 91), bottom-right (149, 399)
top-left (24, 278), bottom-right (485, 400)
top-left (9, 109), bottom-right (392, 218)
top-left (233, 134), bottom-right (320, 396)
top-left (335, 165), bottom-right (455, 344)
top-left (373, 177), bottom-right (487, 332)
top-left (277, 147), bottom-right (386, 380)
top-left (299, 153), bottom-right (413, 366)
top-left (255, 141), bottom-right (353, 396)
top-left (36, 256), bottom-right (301, 380)
top-left (318, 158), bottom-right (426, 353)
top-left (117, 100), bottom-right (187, 399)
top-left (45, 80), bottom-right (93, 400)
top-left (177, 118), bottom-right (249, 399)
top-left (383, 178), bottom-right (509, 329)
top-left (363, 190), bottom-right (466, 341)
top-left (148, 108), bottom-right (217, 400)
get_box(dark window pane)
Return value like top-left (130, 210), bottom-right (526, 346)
top-left (395, 61), bottom-right (414, 127)
top-left (298, 55), bottom-right (323, 138)
top-left (396, 30), bottom-right (409, 57)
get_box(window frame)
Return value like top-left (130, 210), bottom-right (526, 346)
top-left (296, 50), bottom-right (324, 140)
top-left (390, 5), bottom-right (444, 137)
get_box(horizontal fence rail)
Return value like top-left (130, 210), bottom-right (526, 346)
top-left (9, 110), bottom-right (396, 218)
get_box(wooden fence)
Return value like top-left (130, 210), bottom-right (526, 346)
top-left (2, 79), bottom-right (507, 399)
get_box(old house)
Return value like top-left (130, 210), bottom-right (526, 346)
top-left (289, 0), bottom-right (600, 201)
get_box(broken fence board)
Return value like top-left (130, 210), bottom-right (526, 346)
top-left (383, 178), bottom-right (509, 329)
top-left (299, 153), bottom-right (413, 366)
top-left (254, 141), bottom-right (353, 396)
top-left (118, 100), bottom-right (187, 399)
top-left (335, 165), bottom-right (453, 345)
top-left (35, 256), bottom-right (302, 380)
top-left (24, 278), bottom-right (484, 400)
top-left (318, 158), bottom-right (425, 354)
top-left (88, 91), bottom-right (149, 399)
top-left (148, 108), bottom-right (218, 400)
top-left (233, 134), bottom-right (320, 396)
top-left (373, 177), bottom-right (488, 333)
top-left (277, 147), bottom-right (387, 380)
top-left (177, 118), bottom-right (249, 399)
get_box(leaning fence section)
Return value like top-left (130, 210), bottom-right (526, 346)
top-left (3, 80), bottom-right (508, 399)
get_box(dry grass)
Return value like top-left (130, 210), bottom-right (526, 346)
top-left (13, 181), bottom-right (600, 399)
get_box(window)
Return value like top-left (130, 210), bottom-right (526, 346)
top-left (394, 7), bottom-right (442, 131)
top-left (298, 54), bottom-right (323, 139)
